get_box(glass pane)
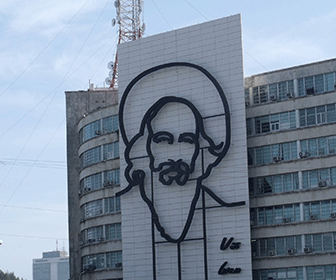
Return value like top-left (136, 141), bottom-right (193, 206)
top-left (298, 78), bottom-right (305, 96)
top-left (269, 83), bottom-right (278, 99)
top-left (323, 233), bottom-right (333, 251)
top-left (278, 81), bottom-right (288, 100)
top-left (315, 74), bottom-right (324, 94)
top-left (253, 87), bottom-right (259, 104)
top-left (308, 138), bottom-right (318, 156)
top-left (328, 136), bottom-right (336, 154)
top-left (276, 237), bottom-right (285, 255)
top-left (273, 175), bottom-right (282, 193)
top-left (327, 104), bottom-right (336, 123)
top-left (259, 85), bottom-right (268, 103)
top-left (289, 111), bottom-right (296, 128)
top-left (306, 107), bottom-right (316, 126)
top-left (302, 171), bottom-right (309, 189)
top-left (299, 109), bottom-right (306, 127)
top-left (318, 137), bottom-right (327, 156)
top-left (325, 72), bottom-right (335, 92)
top-left (309, 170), bottom-right (319, 188)
top-left (305, 76), bottom-right (314, 91)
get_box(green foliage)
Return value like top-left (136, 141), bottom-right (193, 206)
top-left (0, 269), bottom-right (23, 280)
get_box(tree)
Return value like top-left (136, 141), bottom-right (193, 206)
top-left (0, 269), bottom-right (23, 280)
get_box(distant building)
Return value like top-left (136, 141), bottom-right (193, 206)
top-left (33, 250), bottom-right (69, 280)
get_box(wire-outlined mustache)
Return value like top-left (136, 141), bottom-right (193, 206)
top-left (157, 159), bottom-right (191, 186)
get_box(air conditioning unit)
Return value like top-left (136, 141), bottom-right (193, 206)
top-left (288, 248), bottom-right (296, 255)
top-left (84, 187), bottom-right (91, 192)
top-left (299, 151), bottom-right (310, 159)
top-left (310, 214), bottom-right (318, 220)
top-left (270, 95), bottom-right (277, 101)
top-left (287, 92), bottom-right (294, 98)
top-left (283, 217), bottom-right (292, 223)
top-left (306, 87), bottom-right (315, 95)
top-left (268, 250), bottom-right (275, 256)
top-left (304, 247), bottom-right (312, 253)
top-left (330, 213), bottom-right (336, 219)
top-left (84, 264), bottom-right (96, 272)
top-left (245, 101), bottom-right (250, 107)
top-left (95, 130), bottom-right (102, 135)
top-left (273, 156), bottom-right (283, 163)
top-left (318, 180), bottom-right (327, 187)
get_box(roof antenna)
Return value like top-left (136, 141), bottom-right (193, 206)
top-left (56, 240), bottom-right (58, 251)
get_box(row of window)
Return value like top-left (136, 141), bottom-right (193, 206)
top-left (80, 196), bottom-right (120, 221)
top-left (250, 199), bottom-right (336, 226)
top-left (246, 71), bottom-right (336, 106)
top-left (252, 232), bottom-right (336, 257)
top-left (80, 223), bottom-right (121, 245)
top-left (80, 142), bottom-right (119, 168)
top-left (247, 104), bottom-right (336, 137)
top-left (79, 115), bottom-right (119, 144)
top-left (249, 166), bottom-right (336, 196)
top-left (80, 169), bottom-right (120, 194)
top-left (253, 265), bottom-right (336, 280)
top-left (248, 135), bottom-right (336, 166)
top-left (248, 141), bottom-right (297, 166)
top-left (299, 103), bottom-right (336, 127)
top-left (82, 251), bottom-right (122, 272)
top-left (250, 111), bottom-right (296, 135)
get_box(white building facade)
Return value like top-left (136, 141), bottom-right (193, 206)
top-left (33, 251), bottom-right (69, 280)
top-left (117, 15), bottom-right (252, 280)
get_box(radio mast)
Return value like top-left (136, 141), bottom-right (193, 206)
top-left (106, 0), bottom-right (145, 89)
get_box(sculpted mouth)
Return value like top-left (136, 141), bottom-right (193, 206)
top-left (158, 159), bottom-right (190, 186)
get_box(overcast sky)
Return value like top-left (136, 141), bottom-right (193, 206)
top-left (0, 0), bottom-right (335, 279)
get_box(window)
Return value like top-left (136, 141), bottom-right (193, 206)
top-left (255, 111), bottom-right (296, 134)
top-left (252, 203), bottom-right (300, 226)
top-left (80, 146), bottom-right (101, 168)
top-left (103, 142), bottom-right (119, 160)
top-left (249, 172), bottom-right (299, 196)
top-left (106, 251), bottom-right (122, 269)
top-left (80, 120), bottom-right (100, 144)
top-left (302, 167), bottom-right (336, 189)
top-left (81, 200), bottom-right (103, 220)
top-left (105, 223), bottom-right (121, 241)
top-left (300, 135), bottom-right (336, 158)
top-left (304, 200), bottom-right (336, 221)
top-left (254, 235), bottom-right (302, 257)
top-left (325, 72), bottom-right (335, 92)
top-left (79, 115), bottom-right (119, 144)
top-left (102, 115), bottom-right (119, 133)
top-left (82, 251), bottom-right (122, 272)
top-left (249, 141), bottom-right (297, 166)
top-left (104, 196), bottom-right (121, 214)
top-left (306, 265), bottom-right (336, 280)
top-left (81, 226), bottom-right (104, 244)
top-left (81, 173), bottom-right (102, 193)
top-left (254, 267), bottom-right (304, 280)
top-left (246, 118), bottom-right (253, 136)
top-left (300, 103), bottom-right (336, 127)
top-left (104, 169), bottom-right (120, 186)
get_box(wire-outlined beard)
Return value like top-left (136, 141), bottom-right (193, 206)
top-left (155, 159), bottom-right (191, 186)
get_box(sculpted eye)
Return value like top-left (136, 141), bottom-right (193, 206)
top-left (152, 131), bottom-right (174, 144)
top-left (178, 133), bottom-right (196, 144)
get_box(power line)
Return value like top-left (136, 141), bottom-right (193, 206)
top-left (0, 203), bottom-right (67, 213)
top-left (0, 233), bottom-right (68, 241)
top-left (0, 0), bottom-right (90, 99)
top-left (0, 0), bottom-right (110, 195)
top-left (150, 0), bottom-right (173, 29)
top-left (183, 0), bottom-right (208, 21)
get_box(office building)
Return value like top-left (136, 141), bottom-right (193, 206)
top-left (245, 58), bottom-right (336, 279)
top-left (33, 250), bottom-right (69, 280)
top-left (66, 87), bottom-right (122, 280)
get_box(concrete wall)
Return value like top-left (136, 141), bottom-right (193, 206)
top-left (118, 15), bottom-right (252, 280)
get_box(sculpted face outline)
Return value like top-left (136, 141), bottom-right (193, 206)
top-left (147, 103), bottom-right (199, 186)
top-left (117, 62), bottom-right (245, 244)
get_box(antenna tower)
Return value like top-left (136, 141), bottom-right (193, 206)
top-left (107, 0), bottom-right (145, 89)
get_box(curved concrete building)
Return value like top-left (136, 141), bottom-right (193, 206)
top-left (66, 87), bottom-right (122, 280)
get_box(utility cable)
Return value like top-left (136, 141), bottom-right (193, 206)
top-left (0, 0), bottom-right (110, 194)
top-left (149, 0), bottom-right (173, 29)
top-left (0, 203), bottom-right (67, 213)
top-left (0, 0), bottom-right (90, 98)
top-left (183, 0), bottom-right (208, 21)
top-left (0, 233), bottom-right (68, 241)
